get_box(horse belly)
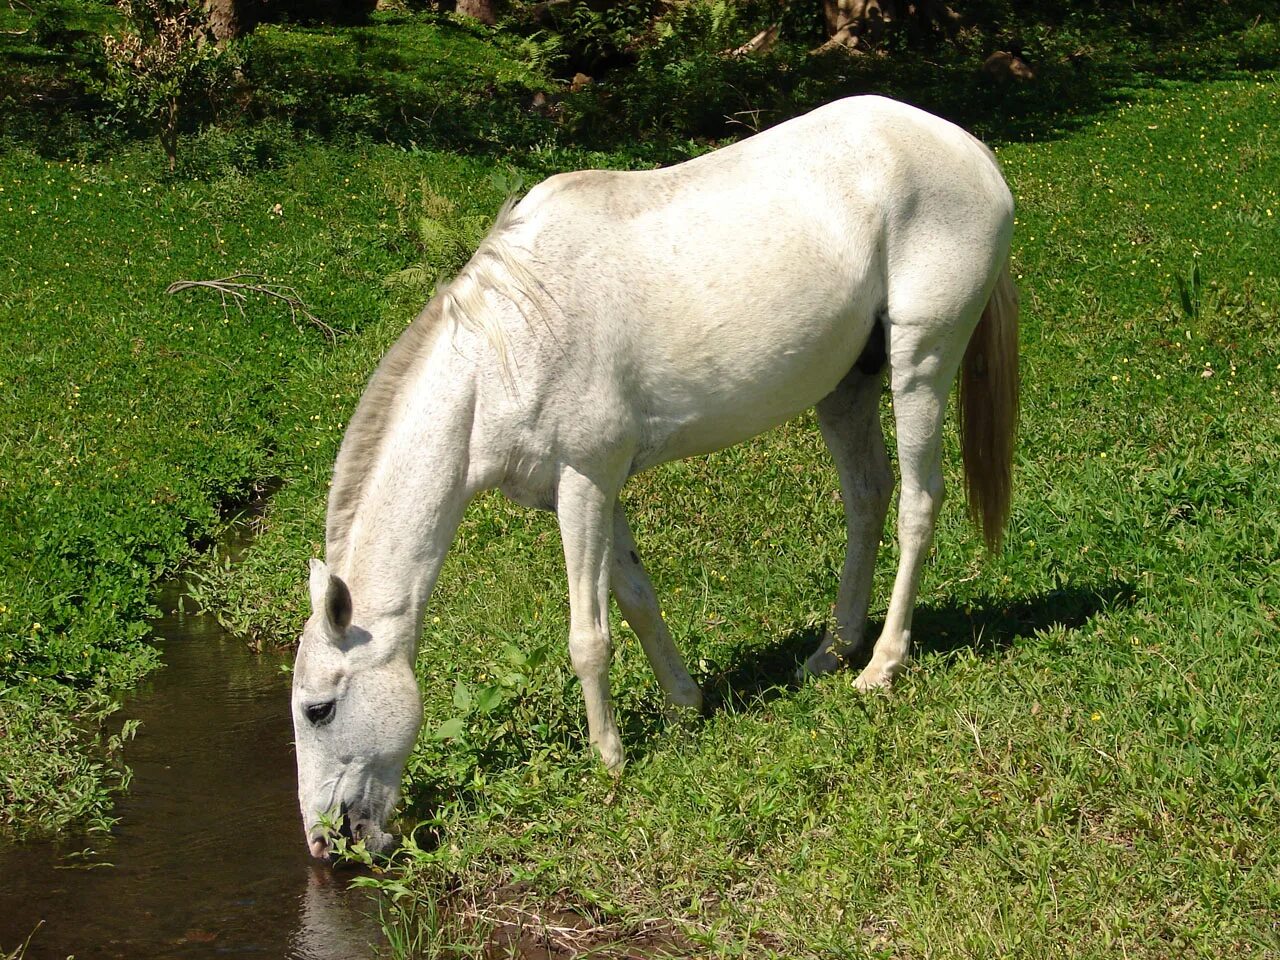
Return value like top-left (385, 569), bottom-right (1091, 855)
top-left (626, 202), bottom-right (881, 466)
top-left (632, 302), bottom-right (874, 468)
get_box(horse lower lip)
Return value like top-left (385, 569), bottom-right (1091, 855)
top-left (308, 837), bottom-right (329, 860)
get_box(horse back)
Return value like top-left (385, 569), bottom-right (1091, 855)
top-left (498, 96), bottom-right (1011, 467)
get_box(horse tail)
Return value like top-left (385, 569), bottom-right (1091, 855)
top-left (958, 258), bottom-right (1019, 552)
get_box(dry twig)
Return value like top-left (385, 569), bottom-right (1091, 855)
top-left (466, 897), bottom-right (701, 958)
top-left (165, 273), bottom-right (339, 342)
top-left (726, 23), bottom-right (780, 57)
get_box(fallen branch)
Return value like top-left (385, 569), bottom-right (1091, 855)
top-left (467, 899), bottom-right (704, 957)
top-left (726, 23), bottom-right (780, 58)
top-left (810, 29), bottom-right (867, 55)
top-left (165, 273), bottom-right (338, 342)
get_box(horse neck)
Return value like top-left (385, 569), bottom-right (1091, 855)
top-left (329, 334), bottom-right (483, 651)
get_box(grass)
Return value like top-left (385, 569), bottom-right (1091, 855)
top-left (200, 73), bottom-right (1280, 957)
top-left (1, 4), bottom-right (1278, 956)
top-left (0, 134), bottom-right (519, 832)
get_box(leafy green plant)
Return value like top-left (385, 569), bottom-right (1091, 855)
top-left (418, 638), bottom-right (571, 793)
top-left (551, 0), bottom-right (660, 73)
top-left (383, 181), bottom-right (493, 298)
top-left (513, 27), bottom-right (565, 75)
top-left (98, 0), bottom-right (235, 170)
top-left (432, 641), bottom-right (542, 740)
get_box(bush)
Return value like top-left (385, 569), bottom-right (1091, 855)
top-left (99, 0), bottom-right (237, 169)
top-left (382, 179), bottom-right (495, 299)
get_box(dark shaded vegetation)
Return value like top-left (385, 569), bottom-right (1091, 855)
top-left (4, 0), bottom-right (1279, 167)
top-left (546, 0), bottom-right (1280, 145)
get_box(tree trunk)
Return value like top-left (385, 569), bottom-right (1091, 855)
top-left (205, 0), bottom-right (257, 42)
top-left (817, 0), bottom-right (960, 54)
top-left (455, 0), bottom-right (500, 26)
top-left (819, 0), bottom-right (897, 52)
top-left (161, 96), bottom-right (179, 172)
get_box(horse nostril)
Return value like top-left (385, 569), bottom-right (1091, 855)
top-left (352, 821), bottom-right (365, 842)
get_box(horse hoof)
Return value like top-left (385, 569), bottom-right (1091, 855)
top-left (853, 664), bottom-right (896, 692)
top-left (797, 646), bottom-right (848, 681)
top-left (596, 739), bottom-right (626, 773)
top-left (665, 683), bottom-right (704, 715)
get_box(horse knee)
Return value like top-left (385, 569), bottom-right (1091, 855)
top-left (867, 458), bottom-right (894, 514)
top-left (568, 626), bottom-right (611, 678)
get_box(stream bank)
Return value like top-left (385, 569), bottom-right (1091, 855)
top-left (0, 583), bottom-right (384, 959)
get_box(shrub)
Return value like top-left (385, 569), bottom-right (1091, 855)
top-left (382, 178), bottom-right (510, 299)
top-left (99, 0), bottom-right (236, 169)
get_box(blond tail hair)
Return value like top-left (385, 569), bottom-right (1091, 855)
top-left (958, 260), bottom-right (1020, 552)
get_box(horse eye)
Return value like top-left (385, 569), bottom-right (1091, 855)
top-left (305, 700), bottom-right (336, 727)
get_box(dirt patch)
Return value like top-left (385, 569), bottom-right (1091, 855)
top-left (461, 885), bottom-right (707, 959)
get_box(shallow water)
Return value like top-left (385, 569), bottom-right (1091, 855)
top-left (0, 590), bottom-right (386, 959)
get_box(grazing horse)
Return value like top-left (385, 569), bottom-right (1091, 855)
top-left (292, 95), bottom-right (1019, 858)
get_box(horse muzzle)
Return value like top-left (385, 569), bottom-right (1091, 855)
top-left (306, 809), bottom-right (397, 860)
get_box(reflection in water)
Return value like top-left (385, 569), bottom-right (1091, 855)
top-left (295, 866), bottom-right (388, 959)
top-left (0, 595), bottom-right (385, 959)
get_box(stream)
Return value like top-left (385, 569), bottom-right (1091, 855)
top-left (0, 583), bottom-right (386, 959)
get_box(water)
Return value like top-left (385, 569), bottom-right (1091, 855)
top-left (0, 590), bottom-right (386, 959)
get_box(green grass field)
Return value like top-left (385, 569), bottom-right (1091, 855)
top-left (1, 5), bottom-right (1278, 956)
top-left (203, 75), bottom-right (1279, 957)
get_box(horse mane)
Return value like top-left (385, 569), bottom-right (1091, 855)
top-left (436, 197), bottom-right (552, 373)
top-left (326, 198), bottom-right (541, 566)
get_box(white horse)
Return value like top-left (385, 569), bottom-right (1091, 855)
top-left (292, 95), bottom-right (1019, 858)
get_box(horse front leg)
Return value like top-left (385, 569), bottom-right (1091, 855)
top-left (557, 464), bottom-right (625, 770)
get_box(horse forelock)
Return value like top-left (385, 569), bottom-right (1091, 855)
top-left (325, 199), bottom-right (541, 567)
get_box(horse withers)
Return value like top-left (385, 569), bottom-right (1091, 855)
top-left (291, 95), bottom-right (1019, 858)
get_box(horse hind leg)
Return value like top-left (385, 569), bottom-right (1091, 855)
top-left (799, 349), bottom-right (893, 679)
top-left (611, 506), bottom-right (702, 712)
top-left (855, 312), bottom-right (972, 690)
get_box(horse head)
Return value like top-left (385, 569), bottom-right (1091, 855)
top-left (291, 559), bottom-right (422, 860)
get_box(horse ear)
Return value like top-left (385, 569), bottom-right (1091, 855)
top-left (308, 559), bottom-right (353, 633)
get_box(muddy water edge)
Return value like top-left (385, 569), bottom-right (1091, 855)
top-left (0, 570), bottom-right (386, 959)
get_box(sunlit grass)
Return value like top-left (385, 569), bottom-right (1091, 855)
top-left (1, 7), bottom-right (1276, 954)
top-left (292, 76), bottom-right (1278, 957)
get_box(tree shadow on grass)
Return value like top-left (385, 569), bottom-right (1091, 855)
top-left (236, 17), bottom-right (558, 155)
top-left (8, 2), bottom-right (1279, 165)
top-left (703, 579), bottom-right (1137, 716)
